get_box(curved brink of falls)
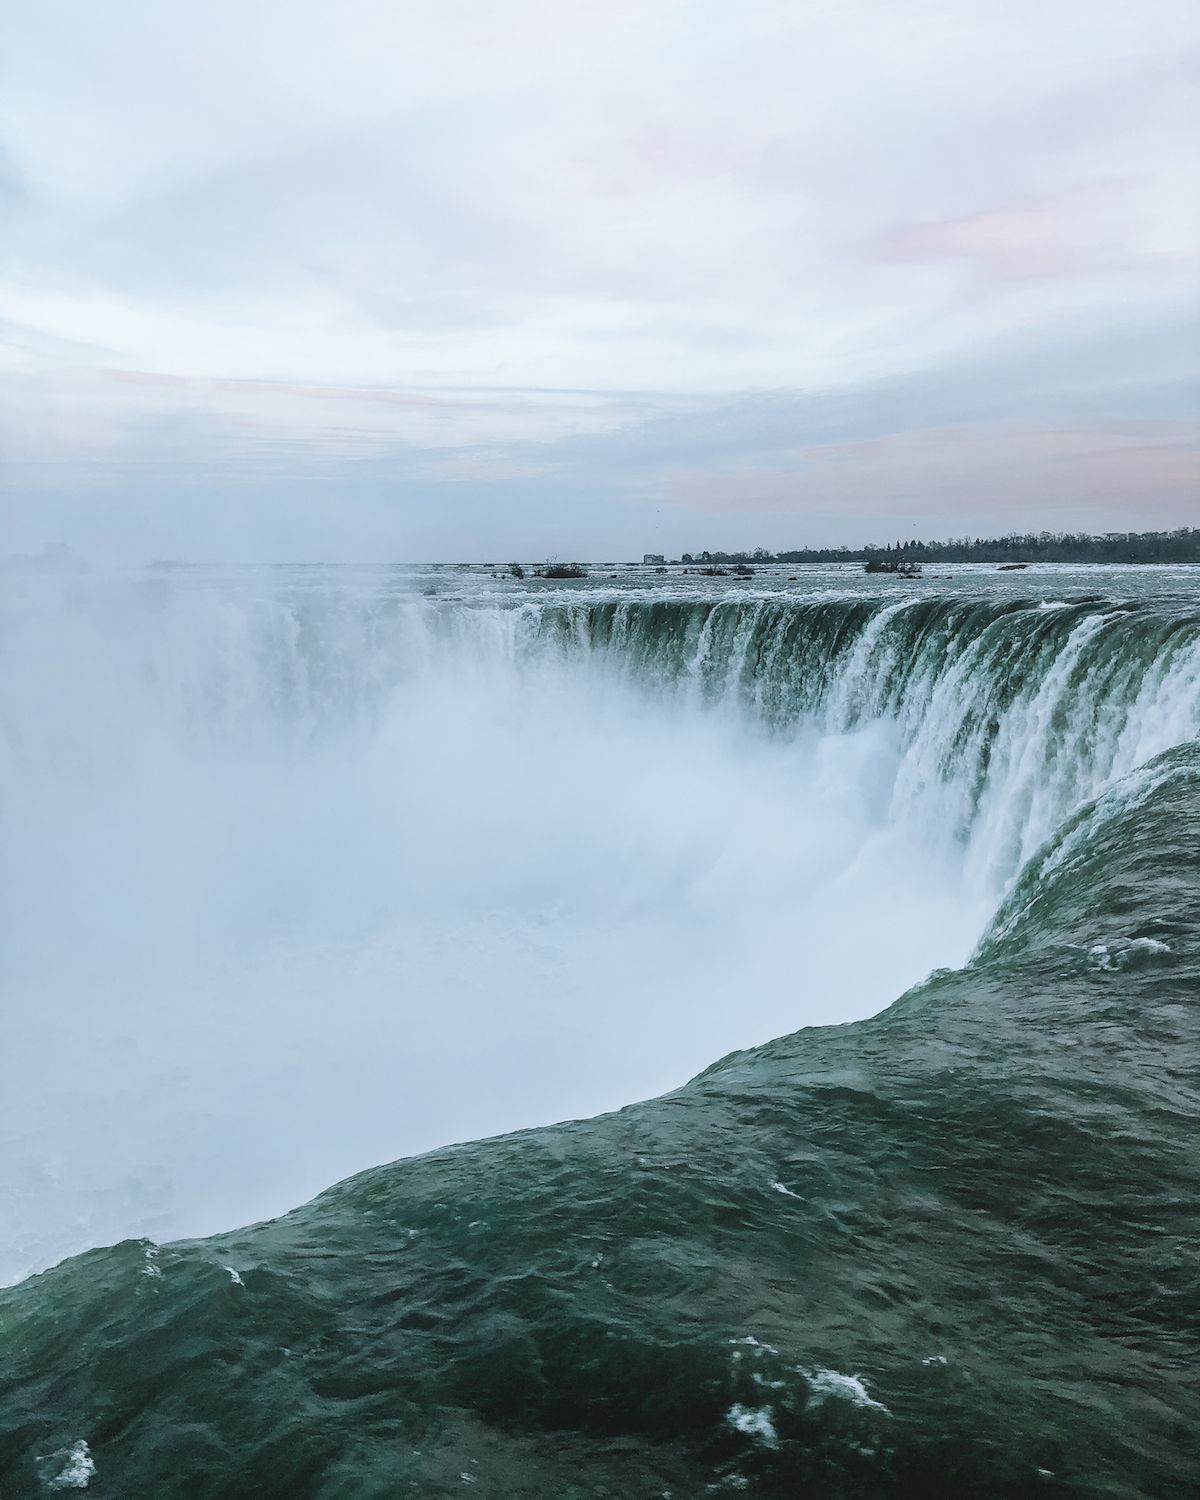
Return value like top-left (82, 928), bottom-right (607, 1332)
top-left (1, 582), bottom-right (1198, 1497)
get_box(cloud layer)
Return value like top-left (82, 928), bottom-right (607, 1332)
top-left (2, 0), bottom-right (1197, 558)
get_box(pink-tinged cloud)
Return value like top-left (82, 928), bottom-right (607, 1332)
top-left (663, 421), bottom-right (1200, 524)
top-left (875, 179), bottom-right (1165, 282)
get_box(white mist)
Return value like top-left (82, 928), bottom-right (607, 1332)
top-left (0, 567), bottom-right (1064, 1284)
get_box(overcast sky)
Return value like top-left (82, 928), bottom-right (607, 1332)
top-left (2, 0), bottom-right (1197, 560)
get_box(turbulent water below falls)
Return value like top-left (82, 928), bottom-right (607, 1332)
top-left (1, 563), bottom-right (1198, 1496)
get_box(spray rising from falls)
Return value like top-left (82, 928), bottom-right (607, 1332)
top-left (523, 591), bottom-right (1200, 877)
top-left (1, 571), bottom-right (1198, 1284)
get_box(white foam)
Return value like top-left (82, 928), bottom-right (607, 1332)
top-left (43, 1440), bottom-right (95, 1491)
top-left (1087, 937), bottom-right (1172, 970)
top-left (726, 1404), bottom-right (779, 1447)
top-left (803, 1368), bottom-right (890, 1414)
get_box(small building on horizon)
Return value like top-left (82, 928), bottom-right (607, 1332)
top-left (643, 552), bottom-right (665, 565)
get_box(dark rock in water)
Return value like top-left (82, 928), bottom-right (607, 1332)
top-left (998, 563), bottom-right (1029, 571)
top-left (2, 748), bottom-right (1198, 1498)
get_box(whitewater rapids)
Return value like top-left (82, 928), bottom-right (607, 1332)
top-left (1, 562), bottom-right (1197, 1286)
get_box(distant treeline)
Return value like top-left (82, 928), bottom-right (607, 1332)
top-left (681, 528), bottom-right (1200, 566)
